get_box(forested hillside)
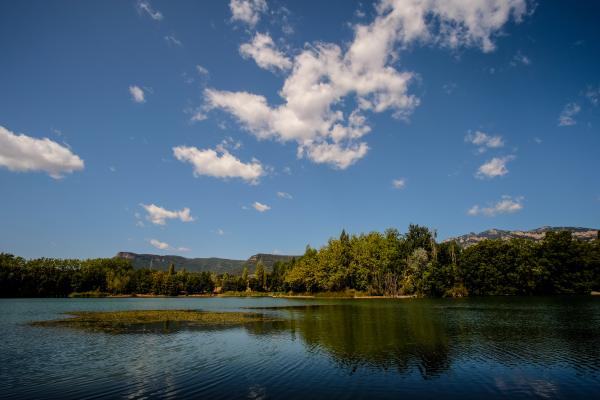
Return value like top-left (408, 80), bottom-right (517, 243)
top-left (115, 252), bottom-right (297, 274)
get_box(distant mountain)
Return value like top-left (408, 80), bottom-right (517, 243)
top-left (115, 252), bottom-right (298, 275)
top-left (245, 253), bottom-right (298, 270)
top-left (447, 226), bottom-right (599, 248)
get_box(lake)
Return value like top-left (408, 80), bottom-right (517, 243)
top-left (1, 296), bottom-right (599, 399)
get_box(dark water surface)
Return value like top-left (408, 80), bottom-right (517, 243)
top-left (1, 297), bottom-right (599, 399)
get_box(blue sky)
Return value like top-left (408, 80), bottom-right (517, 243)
top-left (0, 0), bottom-right (599, 260)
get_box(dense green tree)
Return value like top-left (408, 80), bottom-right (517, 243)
top-left (1, 227), bottom-right (599, 298)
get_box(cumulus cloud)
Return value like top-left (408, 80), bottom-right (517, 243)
top-left (252, 201), bottom-right (271, 212)
top-left (0, 125), bottom-right (84, 179)
top-left (468, 195), bottom-right (524, 216)
top-left (149, 239), bottom-right (169, 250)
top-left (465, 131), bottom-right (504, 153)
top-left (392, 178), bottom-right (406, 189)
top-left (137, 0), bottom-right (163, 21)
top-left (558, 102), bottom-right (580, 126)
top-left (173, 145), bottom-right (265, 184)
top-left (476, 155), bottom-right (515, 179)
top-left (129, 85), bottom-right (145, 103)
top-left (229, 0), bottom-right (267, 27)
top-left (240, 33), bottom-right (292, 71)
top-left (140, 203), bottom-right (195, 225)
top-left (207, 0), bottom-right (529, 169)
top-left (298, 141), bottom-right (369, 170)
top-left (277, 191), bottom-right (293, 199)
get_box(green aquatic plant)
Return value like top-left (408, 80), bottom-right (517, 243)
top-left (31, 310), bottom-right (279, 334)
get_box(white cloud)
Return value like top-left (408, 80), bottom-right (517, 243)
top-left (465, 131), bottom-right (504, 153)
top-left (140, 203), bottom-right (195, 225)
top-left (188, 108), bottom-right (207, 122)
top-left (149, 239), bottom-right (190, 252)
top-left (173, 145), bottom-right (265, 184)
top-left (216, 228), bottom-right (225, 236)
top-left (134, 212), bottom-right (145, 227)
top-left (207, 0), bottom-right (529, 170)
top-left (164, 34), bottom-right (182, 47)
top-left (196, 65), bottom-right (209, 76)
top-left (468, 195), bottom-right (524, 217)
top-left (129, 85), bottom-right (145, 103)
top-left (150, 239), bottom-right (169, 250)
top-left (298, 141), bottom-right (369, 170)
top-left (476, 155), bottom-right (515, 179)
top-left (229, 0), bottom-right (267, 27)
top-left (558, 102), bottom-right (580, 126)
top-left (277, 191), bottom-right (293, 199)
top-left (392, 178), bottom-right (406, 189)
top-left (109, 165), bottom-right (117, 172)
top-left (510, 51), bottom-right (531, 66)
top-left (137, 0), bottom-right (163, 21)
top-left (240, 33), bottom-right (292, 71)
top-left (215, 136), bottom-right (242, 152)
top-left (252, 201), bottom-right (271, 212)
top-left (0, 125), bottom-right (84, 179)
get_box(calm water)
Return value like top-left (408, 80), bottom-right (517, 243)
top-left (1, 297), bottom-right (600, 399)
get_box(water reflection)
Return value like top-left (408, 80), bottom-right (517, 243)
top-left (4, 297), bottom-right (600, 399)
top-left (245, 298), bottom-right (600, 379)
top-left (251, 303), bottom-right (451, 379)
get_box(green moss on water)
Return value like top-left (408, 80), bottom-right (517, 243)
top-left (31, 310), bottom-right (277, 333)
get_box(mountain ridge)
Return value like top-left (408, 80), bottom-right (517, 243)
top-left (115, 252), bottom-right (298, 275)
top-left (446, 226), bottom-right (598, 248)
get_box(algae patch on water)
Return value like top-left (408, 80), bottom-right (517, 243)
top-left (31, 310), bottom-right (279, 334)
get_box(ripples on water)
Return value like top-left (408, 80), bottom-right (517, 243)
top-left (1, 297), bottom-right (599, 399)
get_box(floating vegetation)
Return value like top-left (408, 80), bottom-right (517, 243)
top-left (31, 310), bottom-right (279, 334)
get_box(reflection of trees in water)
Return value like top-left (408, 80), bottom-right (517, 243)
top-left (242, 299), bottom-right (600, 380)
top-left (273, 304), bottom-right (452, 379)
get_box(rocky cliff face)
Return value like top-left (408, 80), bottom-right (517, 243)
top-left (447, 226), bottom-right (598, 248)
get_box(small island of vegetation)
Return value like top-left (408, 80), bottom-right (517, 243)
top-left (31, 310), bottom-right (277, 334)
top-left (2, 225), bottom-right (599, 298)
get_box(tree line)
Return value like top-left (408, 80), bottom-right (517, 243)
top-left (1, 225), bottom-right (599, 297)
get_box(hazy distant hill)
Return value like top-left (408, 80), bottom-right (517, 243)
top-left (115, 252), bottom-right (297, 275)
top-left (447, 226), bottom-right (598, 248)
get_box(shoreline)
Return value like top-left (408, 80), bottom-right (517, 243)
top-left (100, 293), bottom-right (416, 299)
top-left (6, 292), bottom-right (598, 299)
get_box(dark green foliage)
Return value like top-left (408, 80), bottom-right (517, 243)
top-left (1, 226), bottom-right (599, 297)
top-left (279, 226), bottom-right (599, 297)
top-left (0, 254), bottom-right (214, 297)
